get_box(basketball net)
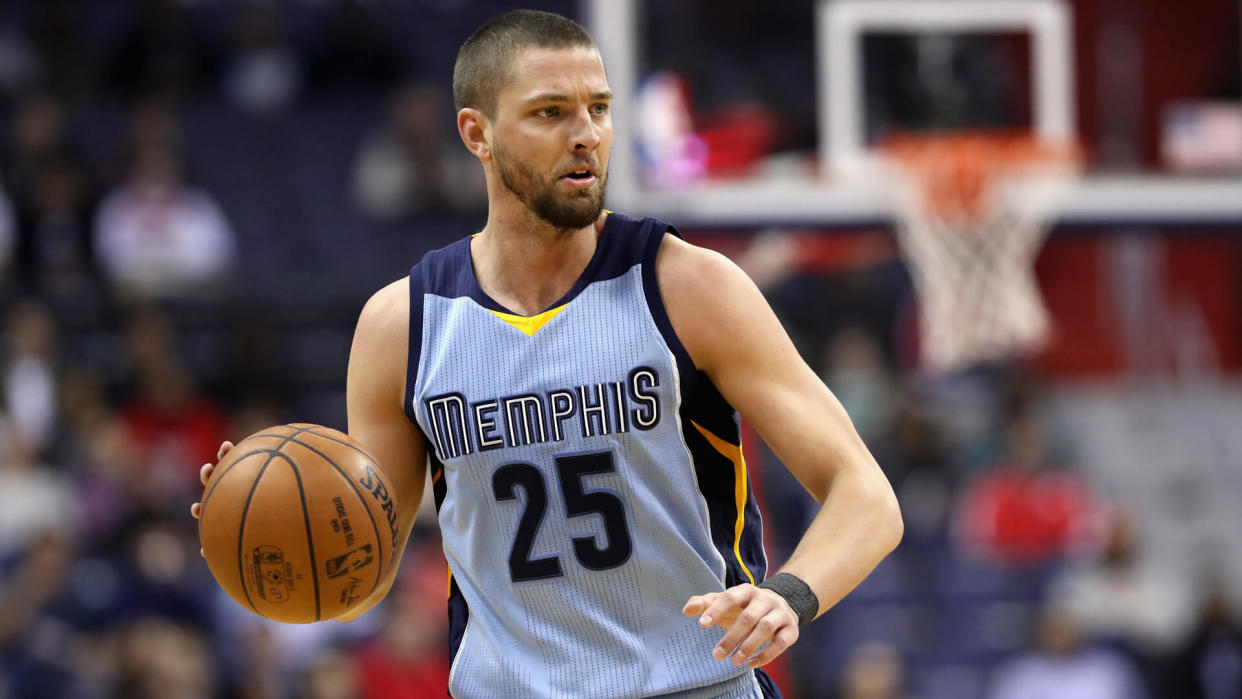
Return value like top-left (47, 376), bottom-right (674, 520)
top-left (879, 132), bottom-right (1082, 372)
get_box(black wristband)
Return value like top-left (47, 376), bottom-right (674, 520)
top-left (757, 572), bottom-right (819, 627)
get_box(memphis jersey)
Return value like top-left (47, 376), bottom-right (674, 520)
top-left (404, 213), bottom-right (772, 698)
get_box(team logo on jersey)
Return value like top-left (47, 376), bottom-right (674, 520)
top-left (423, 366), bottom-right (661, 459)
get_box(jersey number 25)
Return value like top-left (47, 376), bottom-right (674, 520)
top-left (492, 451), bottom-right (633, 582)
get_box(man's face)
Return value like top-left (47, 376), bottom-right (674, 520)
top-left (489, 46), bottom-right (612, 229)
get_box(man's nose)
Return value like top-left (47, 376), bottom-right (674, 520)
top-left (568, 108), bottom-right (601, 152)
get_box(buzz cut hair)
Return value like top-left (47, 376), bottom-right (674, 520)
top-left (452, 9), bottom-right (597, 116)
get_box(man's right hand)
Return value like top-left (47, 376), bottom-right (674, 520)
top-left (190, 441), bottom-right (234, 556)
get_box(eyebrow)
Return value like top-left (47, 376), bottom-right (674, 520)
top-left (525, 90), bottom-right (614, 104)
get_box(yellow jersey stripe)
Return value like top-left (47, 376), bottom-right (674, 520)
top-left (690, 421), bottom-right (756, 585)
top-left (488, 304), bottom-right (568, 337)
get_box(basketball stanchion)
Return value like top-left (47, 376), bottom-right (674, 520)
top-left (877, 131), bottom-right (1082, 372)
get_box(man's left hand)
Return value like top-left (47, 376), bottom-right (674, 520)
top-left (682, 584), bottom-right (800, 668)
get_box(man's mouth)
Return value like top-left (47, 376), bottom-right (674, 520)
top-left (559, 168), bottom-right (598, 188)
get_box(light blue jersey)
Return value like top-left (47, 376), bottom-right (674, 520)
top-left (404, 214), bottom-right (775, 698)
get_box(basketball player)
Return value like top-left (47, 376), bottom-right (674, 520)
top-left (193, 10), bottom-right (901, 698)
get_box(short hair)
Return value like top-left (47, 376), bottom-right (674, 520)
top-left (452, 9), bottom-right (596, 116)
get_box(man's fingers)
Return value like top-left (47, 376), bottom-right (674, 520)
top-left (698, 586), bottom-right (754, 629)
top-left (748, 626), bottom-right (799, 668)
top-left (199, 463), bottom-right (214, 486)
top-left (217, 441), bottom-right (234, 460)
top-left (711, 604), bottom-right (766, 662)
top-left (682, 594), bottom-right (713, 617)
top-left (190, 502), bottom-right (202, 519)
top-left (690, 584), bottom-right (803, 666)
top-left (731, 611), bottom-right (788, 664)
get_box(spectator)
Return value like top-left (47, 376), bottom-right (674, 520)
top-left (1049, 507), bottom-right (1196, 656)
top-left (114, 308), bottom-right (227, 507)
top-left (120, 352), bottom-right (228, 509)
top-left (879, 393), bottom-right (954, 540)
top-left (1165, 581), bottom-right (1242, 698)
top-left (2, 93), bottom-right (81, 216)
top-left (0, 419), bottom-right (75, 688)
top-left (214, 599), bottom-right (375, 698)
top-left (1, 300), bottom-right (61, 459)
top-left (221, 4), bottom-right (302, 116)
top-left (115, 617), bottom-right (214, 699)
top-left (988, 604), bottom-right (1148, 699)
top-left (352, 82), bottom-right (486, 221)
top-left (305, 649), bottom-right (361, 699)
top-left (93, 140), bottom-right (236, 300)
top-left (821, 324), bottom-right (897, 446)
top-left (835, 641), bottom-right (908, 699)
top-left (954, 407), bottom-right (1097, 567)
top-left (75, 407), bottom-right (145, 546)
top-left (14, 158), bottom-right (98, 299)
top-left (0, 533), bottom-right (75, 697)
top-left (352, 548), bottom-right (450, 699)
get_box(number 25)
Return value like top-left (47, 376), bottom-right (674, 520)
top-left (491, 451), bottom-right (633, 582)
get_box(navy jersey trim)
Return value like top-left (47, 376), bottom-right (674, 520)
top-left (404, 266), bottom-right (426, 425)
top-left (446, 572), bottom-right (469, 687)
top-left (755, 668), bottom-right (783, 698)
top-left (428, 448), bottom-right (469, 686)
top-left (639, 221), bottom-right (696, 393)
top-left (638, 223), bottom-right (768, 588)
top-left (417, 213), bottom-right (646, 315)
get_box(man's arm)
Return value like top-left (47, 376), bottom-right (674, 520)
top-left (334, 277), bottom-right (428, 621)
top-left (664, 235), bottom-right (903, 667)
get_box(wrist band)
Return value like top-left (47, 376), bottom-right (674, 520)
top-left (758, 572), bottom-right (819, 627)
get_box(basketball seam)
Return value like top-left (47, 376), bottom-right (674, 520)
top-left (282, 453), bottom-right (322, 622)
top-left (236, 450), bottom-right (286, 614)
top-left (202, 425), bottom-right (314, 508)
top-left (250, 427), bottom-right (382, 469)
top-left (200, 450), bottom-right (271, 512)
top-left (274, 435), bottom-right (388, 602)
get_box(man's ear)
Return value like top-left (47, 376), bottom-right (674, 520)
top-left (458, 108), bottom-right (491, 162)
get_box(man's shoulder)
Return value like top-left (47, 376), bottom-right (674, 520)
top-left (654, 232), bottom-right (739, 288)
top-left (360, 277), bottom-right (411, 334)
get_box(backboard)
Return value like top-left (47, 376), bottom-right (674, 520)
top-left (587, 0), bottom-right (1242, 226)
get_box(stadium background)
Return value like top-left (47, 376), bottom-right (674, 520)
top-left (0, 0), bottom-right (1239, 697)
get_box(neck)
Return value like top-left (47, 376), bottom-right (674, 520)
top-left (471, 201), bottom-right (606, 316)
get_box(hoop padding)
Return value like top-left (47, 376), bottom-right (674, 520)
top-left (882, 132), bottom-right (1082, 371)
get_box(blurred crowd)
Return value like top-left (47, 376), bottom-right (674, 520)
top-left (0, 1), bottom-right (1239, 699)
top-left (0, 1), bottom-right (510, 698)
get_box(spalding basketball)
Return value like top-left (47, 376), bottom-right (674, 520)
top-left (198, 423), bottom-right (398, 623)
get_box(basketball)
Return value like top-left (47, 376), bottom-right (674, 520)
top-left (198, 423), bottom-right (399, 624)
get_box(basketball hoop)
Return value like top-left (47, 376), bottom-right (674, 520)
top-left (879, 131), bottom-right (1082, 372)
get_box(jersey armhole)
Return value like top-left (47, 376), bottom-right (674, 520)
top-left (640, 222), bottom-right (699, 385)
top-left (402, 263), bottom-right (425, 425)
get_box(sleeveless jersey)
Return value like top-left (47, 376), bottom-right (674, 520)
top-left (404, 213), bottom-right (770, 698)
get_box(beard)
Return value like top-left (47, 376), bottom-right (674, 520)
top-left (494, 139), bottom-right (606, 230)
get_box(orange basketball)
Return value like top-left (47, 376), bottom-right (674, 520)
top-left (198, 423), bottom-right (399, 623)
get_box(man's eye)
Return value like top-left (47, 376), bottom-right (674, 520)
top-left (591, 104), bottom-right (609, 115)
top-left (540, 107), bottom-right (559, 117)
